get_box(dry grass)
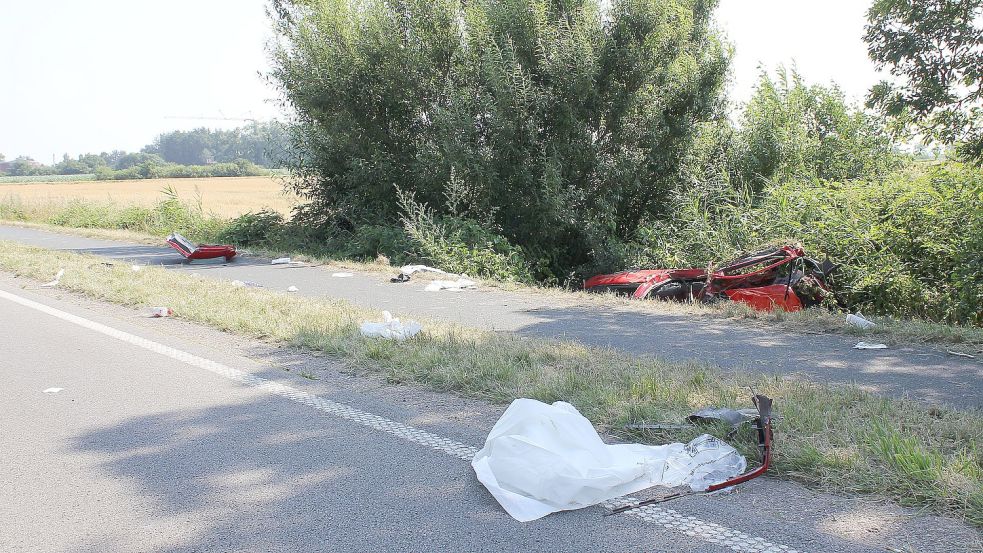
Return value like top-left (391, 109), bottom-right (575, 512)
top-left (0, 176), bottom-right (301, 218)
top-left (1, 240), bottom-right (980, 527)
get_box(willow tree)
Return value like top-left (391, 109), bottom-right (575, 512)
top-left (270, 0), bottom-right (729, 276)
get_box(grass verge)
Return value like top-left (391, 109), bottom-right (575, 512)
top-left (3, 199), bottom-right (982, 356)
top-left (0, 240), bottom-right (980, 526)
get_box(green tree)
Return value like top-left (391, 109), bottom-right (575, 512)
top-left (865, 0), bottom-right (983, 161)
top-left (735, 68), bottom-right (900, 189)
top-left (270, 0), bottom-right (729, 276)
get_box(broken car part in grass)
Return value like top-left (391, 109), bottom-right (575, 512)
top-left (585, 245), bottom-right (835, 312)
top-left (0, 241), bottom-right (980, 527)
top-left (608, 394), bottom-right (774, 516)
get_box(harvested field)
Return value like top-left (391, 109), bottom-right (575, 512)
top-left (0, 176), bottom-right (300, 218)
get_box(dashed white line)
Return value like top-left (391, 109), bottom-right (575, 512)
top-left (0, 288), bottom-right (801, 553)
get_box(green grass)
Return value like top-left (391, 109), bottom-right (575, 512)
top-left (1, 241), bottom-right (980, 526)
top-left (0, 173), bottom-right (96, 184)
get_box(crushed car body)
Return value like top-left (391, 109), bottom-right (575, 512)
top-left (584, 245), bottom-right (834, 312)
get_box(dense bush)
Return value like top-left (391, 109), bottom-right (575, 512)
top-left (633, 162), bottom-right (983, 324)
top-left (94, 158), bottom-right (270, 180)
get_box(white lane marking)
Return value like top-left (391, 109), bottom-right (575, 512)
top-left (1, 288), bottom-right (800, 553)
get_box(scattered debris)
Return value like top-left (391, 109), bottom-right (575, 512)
top-left (231, 280), bottom-right (263, 288)
top-left (846, 313), bottom-right (876, 329)
top-left (688, 406), bottom-right (759, 428)
top-left (585, 245), bottom-right (835, 312)
top-left (131, 265), bottom-right (142, 272)
top-left (424, 278), bottom-right (478, 292)
top-left (392, 264), bottom-right (449, 282)
top-left (149, 307), bottom-right (173, 318)
top-left (607, 394), bottom-right (774, 517)
top-left (359, 311), bottom-right (423, 340)
top-left (854, 341), bottom-right (888, 350)
top-left (331, 272), bottom-right (354, 278)
top-left (271, 257), bottom-right (292, 265)
top-left (287, 285), bottom-right (299, 292)
top-left (166, 232), bottom-right (237, 262)
top-left (42, 387), bottom-right (63, 394)
top-left (41, 268), bottom-right (65, 288)
top-left (947, 350), bottom-right (976, 359)
top-left (472, 398), bottom-right (749, 522)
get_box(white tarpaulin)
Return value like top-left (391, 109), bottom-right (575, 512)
top-left (472, 399), bottom-right (746, 522)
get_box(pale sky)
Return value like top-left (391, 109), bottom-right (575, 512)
top-left (0, 1), bottom-right (884, 163)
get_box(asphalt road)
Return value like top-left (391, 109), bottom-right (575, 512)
top-left (1, 278), bottom-right (978, 552)
top-left (1, 224), bottom-right (980, 409)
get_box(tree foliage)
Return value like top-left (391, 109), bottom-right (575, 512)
top-left (270, 0), bottom-right (730, 276)
top-left (143, 122), bottom-right (289, 167)
top-left (864, 0), bottom-right (983, 160)
top-left (735, 68), bottom-right (900, 188)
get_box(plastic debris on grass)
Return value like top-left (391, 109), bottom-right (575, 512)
top-left (472, 398), bottom-right (746, 521)
top-left (231, 280), bottom-right (263, 288)
top-left (41, 268), bottom-right (65, 288)
top-left (359, 311), bottom-right (423, 340)
top-left (846, 313), bottom-right (876, 329)
top-left (149, 307), bottom-right (173, 318)
top-left (424, 278), bottom-right (478, 292)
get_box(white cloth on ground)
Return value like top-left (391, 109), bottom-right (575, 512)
top-left (472, 398), bottom-right (746, 522)
top-left (359, 311), bottom-right (422, 340)
top-left (424, 278), bottom-right (477, 292)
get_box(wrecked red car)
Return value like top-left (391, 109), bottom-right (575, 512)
top-left (584, 245), bottom-right (834, 312)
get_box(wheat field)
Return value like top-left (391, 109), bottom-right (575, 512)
top-left (0, 176), bottom-right (300, 218)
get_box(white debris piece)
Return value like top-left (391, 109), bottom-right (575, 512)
top-left (846, 313), bottom-right (876, 329)
top-left (359, 311), bottom-right (423, 340)
top-left (231, 280), bottom-right (262, 288)
top-left (331, 272), bottom-right (354, 278)
top-left (424, 278), bottom-right (478, 292)
top-left (41, 268), bottom-right (65, 288)
top-left (149, 307), bottom-right (173, 318)
top-left (42, 388), bottom-right (64, 394)
top-left (854, 341), bottom-right (888, 349)
top-left (271, 257), bottom-right (292, 265)
top-left (473, 399), bottom-right (746, 522)
top-left (287, 286), bottom-right (299, 292)
top-left (399, 264), bottom-right (448, 276)
top-left (131, 265), bottom-right (142, 272)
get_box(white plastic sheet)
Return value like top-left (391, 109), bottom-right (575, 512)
top-left (472, 399), bottom-right (746, 522)
top-left (424, 278), bottom-right (477, 292)
top-left (854, 341), bottom-right (888, 349)
top-left (399, 264), bottom-right (448, 276)
top-left (846, 313), bottom-right (876, 329)
top-left (359, 311), bottom-right (422, 340)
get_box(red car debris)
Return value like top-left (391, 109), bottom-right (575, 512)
top-left (584, 245), bottom-right (834, 312)
top-left (166, 232), bottom-right (237, 262)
